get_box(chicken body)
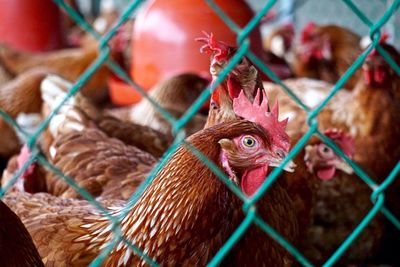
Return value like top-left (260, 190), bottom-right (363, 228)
top-left (0, 200), bottom-right (44, 267)
top-left (0, 43), bottom-right (115, 103)
top-left (302, 169), bottom-right (383, 264)
top-left (0, 68), bottom-right (48, 158)
top-left (111, 73), bottom-right (209, 136)
top-left (33, 75), bottom-right (172, 199)
top-left (4, 121), bottom-right (298, 267)
top-left (41, 75), bottom-right (170, 159)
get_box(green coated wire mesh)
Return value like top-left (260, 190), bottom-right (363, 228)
top-left (0, 0), bottom-right (399, 266)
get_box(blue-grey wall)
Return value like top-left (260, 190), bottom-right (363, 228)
top-left (247, 0), bottom-right (399, 48)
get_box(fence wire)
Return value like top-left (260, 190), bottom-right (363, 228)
top-left (0, 0), bottom-right (399, 266)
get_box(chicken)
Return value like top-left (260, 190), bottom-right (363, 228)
top-left (196, 32), bottom-right (265, 127)
top-left (2, 144), bottom-right (47, 193)
top-left (0, 199), bottom-right (44, 267)
top-left (264, 23), bottom-right (295, 64)
top-left (264, 41), bottom-right (400, 263)
top-left (108, 73), bottom-right (209, 136)
top-left (40, 75), bottom-right (170, 159)
top-left (2, 31), bottom-right (300, 265)
top-left (317, 42), bottom-right (400, 185)
top-left (292, 23), bottom-right (362, 89)
top-left (3, 118), bottom-right (298, 266)
top-left (0, 68), bottom-right (48, 159)
top-left (299, 129), bottom-right (383, 264)
top-left (0, 35), bottom-right (124, 103)
top-left (1, 72), bottom-right (170, 198)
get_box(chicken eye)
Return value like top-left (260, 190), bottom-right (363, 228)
top-left (242, 136), bottom-right (257, 148)
top-left (318, 144), bottom-right (334, 158)
top-left (276, 149), bottom-right (285, 158)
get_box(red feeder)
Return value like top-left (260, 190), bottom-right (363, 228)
top-left (0, 0), bottom-right (65, 52)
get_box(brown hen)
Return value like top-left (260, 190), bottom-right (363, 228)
top-left (4, 120), bottom-right (298, 267)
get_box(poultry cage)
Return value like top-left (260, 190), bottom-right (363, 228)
top-left (0, 0), bottom-right (399, 266)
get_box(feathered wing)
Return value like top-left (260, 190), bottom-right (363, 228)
top-left (95, 115), bottom-right (170, 158)
top-left (46, 128), bottom-right (156, 200)
top-left (38, 75), bottom-right (169, 199)
top-left (3, 191), bottom-right (119, 267)
top-left (41, 74), bottom-right (171, 158)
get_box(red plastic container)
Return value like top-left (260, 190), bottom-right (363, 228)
top-left (0, 0), bottom-right (65, 52)
top-left (131, 0), bottom-right (263, 90)
top-left (108, 75), bottom-right (143, 106)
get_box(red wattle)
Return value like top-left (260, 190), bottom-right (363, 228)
top-left (374, 68), bottom-right (386, 84)
top-left (363, 69), bottom-right (373, 85)
top-left (227, 76), bottom-right (242, 99)
top-left (241, 165), bottom-right (269, 197)
top-left (316, 166), bottom-right (336, 180)
top-left (211, 90), bottom-right (220, 105)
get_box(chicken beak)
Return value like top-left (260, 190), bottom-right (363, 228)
top-left (210, 59), bottom-right (227, 77)
top-left (256, 152), bottom-right (297, 173)
top-left (269, 159), bottom-right (297, 173)
top-left (335, 160), bottom-right (354, 175)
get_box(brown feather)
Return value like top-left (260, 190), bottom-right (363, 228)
top-left (0, 200), bottom-right (44, 267)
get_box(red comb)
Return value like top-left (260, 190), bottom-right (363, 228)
top-left (368, 31), bottom-right (390, 57)
top-left (301, 22), bottom-right (316, 43)
top-left (380, 32), bottom-right (390, 43)
top-left (196, 31), bottom-right (230, 62)
top-left (324, 128), bottom-right (355, 158)
top-left (233, 89), bottom-right (290, 151)
top-left (17, 144), bottom-right (31, 169)
top-left (260, 9), bottom-right (277, 23)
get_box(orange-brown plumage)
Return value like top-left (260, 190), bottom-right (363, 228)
top-left (0, 68), bottom-right (47, 158)
top-left (40, 75), bottom-right (171, 159)
top-left (45, 128), bottom-right (156, 200)
top-left (0, 43), bottom-right (117, 103)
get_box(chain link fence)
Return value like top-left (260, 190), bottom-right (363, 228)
top-left (0, 0), bottom-right (399, 266)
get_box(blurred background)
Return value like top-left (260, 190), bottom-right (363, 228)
top-left (81, 0), bottom-right (399, 47)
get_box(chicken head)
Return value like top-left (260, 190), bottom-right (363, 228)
top-left (362, 41), bottom-right (400, 87)
top-left (297, 22), bottom-right (332, 64)
top-left (304, 128), bottom-right (355, 180)
top-left (218, 88), bottom-right (296, 196)
top-left (197, 31), bottom-right (262, 127)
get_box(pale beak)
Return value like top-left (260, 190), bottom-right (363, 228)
top-left (269, 159), bottom-right (297, 173)
top-left (335, 160), bottom-right (354, 175)
top-left (256, 150), bottom-right (297, 173)
top-left (210, 59), bottom-right (226, 77)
